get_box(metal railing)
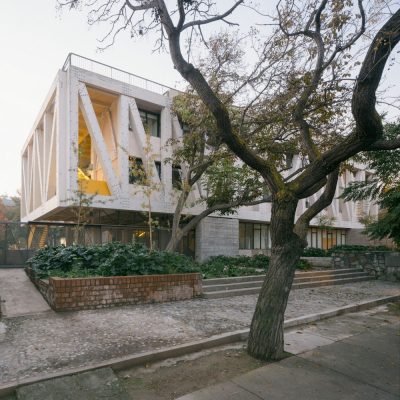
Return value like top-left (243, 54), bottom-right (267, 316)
top-left (0, 221), bottom-right (195, 266)
top-left (62, 53), bottom-right (179, 95)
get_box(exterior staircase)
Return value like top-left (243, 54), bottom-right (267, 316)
top-left (202, 268), bottom-right (374, 299)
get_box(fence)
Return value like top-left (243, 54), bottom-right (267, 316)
top-left (0, 221), bottom-right (195, 266)
top-left (62, 53), bottom-right (180, 95)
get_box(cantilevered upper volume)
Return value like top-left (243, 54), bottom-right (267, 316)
top-left (21, 53), bottom-right (194, 223)
top-left (21, 54), bottom-right (380, 259)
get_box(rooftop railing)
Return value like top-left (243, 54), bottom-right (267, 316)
top-left (62, 53), bottom-right (178, 95)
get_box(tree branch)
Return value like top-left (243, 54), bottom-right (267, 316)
top-left (368, 137), bottom-right (400, 150)
top-left (294, 167), bottom-right (339, 238)
top-left (290, 9), bottom-right (400, 198)
top-left (181, 1), bottom-right (244, 31)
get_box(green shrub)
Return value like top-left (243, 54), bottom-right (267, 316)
top-left (200, 255), bottom-right (269, 279)
top-left (296, 259), bottom-right (312, 270)
top-left (27, 242), bottom-right (199, 279)
top-left (199, 254), bottom-right (312, 278)
top-left (302, 247), bottom-right (328, 257)
top-left (326, 244), bottom-right (390, 255)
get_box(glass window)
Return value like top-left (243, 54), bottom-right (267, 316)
top-left (178, 119), bottom-right (190, 135)
top-left (261, 225), bottom-right (268, 250)
top-left (306, 227), bottom-right (347, 249)
top-left (239, 222), bottom-right (269, 250)
top-left (245, 223), bottom-right (253, 249)
top-left (285, 153), bottom-right (294, 169)
top-left (155, 161), bottom-right (161, 179)
top-left (139, 109), bottom-right (160, 138)
top-left (172, 165), bottom-right (182, 190)
top-left (254, 224), bottom-right (261, 249)
top-left (239, 223), bottom-right (246, 249)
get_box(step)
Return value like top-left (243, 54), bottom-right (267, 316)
top-left (203, 272), bottom-right (370, 293)
top-left (203, 275), bottom-right (375, 299)
top-left (203, 280), bottom-right (265, 292)
top-left (202, 268), bottom-right (364, 287)
top-left (294, 268), bottom-right (363, 277)
top-left (293, 271), bottom-right (369, 284)
top-left (202, 275), bottom-right (265, 286)
top-left (292, 275), bottom-right (375, 290)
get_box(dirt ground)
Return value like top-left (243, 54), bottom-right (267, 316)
top-left (117, 344), bottom-right (269, 400)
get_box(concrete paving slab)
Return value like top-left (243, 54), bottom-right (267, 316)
top-left (176, 381), bottom-right (260, 400)
top-left (176, 309), bottom-right (400, 400)
top-left (284, 330), bottom-right (334, 354)
top-left (300, 326), bottom-right (400, 396)
top-left (294, 306), bottom-right (400, 341)
top-left (339, 323), bottom-right (400, 356)
top-left (0, 269), bottom-right (50, 317)
top-left (16, 368), bottom-right (129, 400)
top-left (230, 356), bottom-right (397, 400)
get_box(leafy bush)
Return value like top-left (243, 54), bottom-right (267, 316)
top-left (199, 254), bottom-right (312, 278)
top-left (296, 259), bottom-right (312, 270)
top-left (302, 247), bottom-right (328, 257)
top-left (200, 255), bottom-right (269, 279)
top-left (326, 244), bottom-right (390, 255)
top-left (27, 242), bottom-right (199, 279)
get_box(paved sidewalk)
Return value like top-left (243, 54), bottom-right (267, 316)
top-left (0, 269), bottom-right (50, 317)
top-left (177, 312), bottom-right (400, 399)
top-left (0, 280), bottom-right (399, 386)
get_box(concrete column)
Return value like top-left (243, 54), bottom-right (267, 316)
top-left (195, 217), bottom-right (239, 261)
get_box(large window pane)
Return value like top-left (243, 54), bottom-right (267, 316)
top-left (245, 223), bottom-right (253, 249)
top-left (254, 224), bottom-right (261, 249)
top-left (139, 109), bottom-right (160, 138)
top-left (239, 223), bottom-right (246, 249)
top-left (172, 165), bottom-right (182, 190)
top-left (261, 225), bottom-right (268, 249)
top-left (155, 161), bottom-right (161, 179)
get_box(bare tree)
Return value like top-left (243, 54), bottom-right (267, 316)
top-left (58, 0), bottom-right (400, 360)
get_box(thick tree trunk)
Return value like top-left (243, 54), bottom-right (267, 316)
top-left (165, 188), bottom-right (190, 252)
top-left (247, 196), bottom-right (305, 360)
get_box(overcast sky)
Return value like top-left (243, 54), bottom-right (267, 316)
top-left (0, 1), bottom-right (398, 196)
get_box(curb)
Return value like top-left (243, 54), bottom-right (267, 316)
top-left (0, 294), bottom-right (399, 397)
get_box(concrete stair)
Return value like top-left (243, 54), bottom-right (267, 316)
top-left (202, 268), bottom-right (374, 299)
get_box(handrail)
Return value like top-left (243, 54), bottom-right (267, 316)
top-left (62, 53), bottom-right (181, 95)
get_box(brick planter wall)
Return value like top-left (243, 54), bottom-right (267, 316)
top-left (26, 268), bottom-right (202, 311)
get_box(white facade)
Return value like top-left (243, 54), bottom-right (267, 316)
top-left (21, 54), bottom-right (378, 256)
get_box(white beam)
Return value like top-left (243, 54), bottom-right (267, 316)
top-left (78, 82), bottom-right (121, 196)
top-left (128, 99), bottom-right (160, 185)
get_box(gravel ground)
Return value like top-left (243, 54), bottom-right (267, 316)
top-left (0, 280), bottom-right (399, 385)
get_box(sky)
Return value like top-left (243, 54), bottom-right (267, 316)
top-left (0, 1), bottom-right (398, 196)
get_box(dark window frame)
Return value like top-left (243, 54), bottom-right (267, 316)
top-left (139, 109), bottom-right (161, 138)
top-left (155, 161), bottom-right (162, 180)
top-left (172, 165), bottom-right (182, 190)
top-left (239, 222), bottom-right (269, 250)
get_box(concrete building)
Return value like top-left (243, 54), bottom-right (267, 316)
top-left (21, 54), bottom-right (379, 260)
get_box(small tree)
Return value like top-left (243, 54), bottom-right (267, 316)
top-left (67, 181), bottom-right (97, 244)
top-left (129, 126), bottom-right (162, 251)
top-left (165, 87), bottom-right (267, 252)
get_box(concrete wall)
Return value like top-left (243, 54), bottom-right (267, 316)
top-left (347, 228), bottom-right (395, 248)
top-left (239, 249), bottom-right (270, 257)
top-left (196, 217), bottom-right (239, 261)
